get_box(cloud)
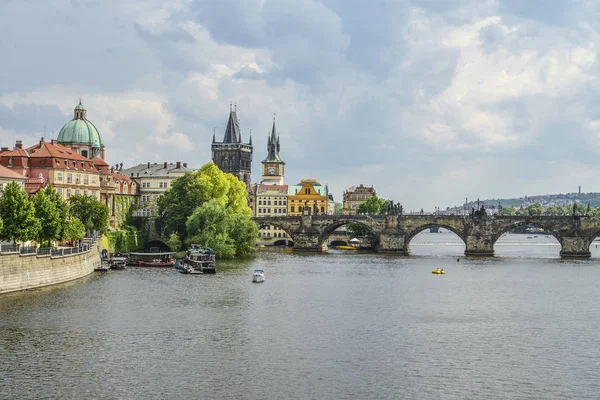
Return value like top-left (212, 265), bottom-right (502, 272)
top-left (2, 0), bottom-right (600, 210)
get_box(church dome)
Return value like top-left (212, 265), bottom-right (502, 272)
top-left (57, 100), bottom-right (103, 147)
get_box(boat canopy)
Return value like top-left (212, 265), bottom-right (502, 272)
top-left (254, 269), bottom-right (264, 273)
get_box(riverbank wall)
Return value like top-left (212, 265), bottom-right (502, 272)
top-left (0, 239), bottom-right (102, 295)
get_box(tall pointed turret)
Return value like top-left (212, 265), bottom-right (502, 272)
top-left (260, 116), bottom-right (285, 185)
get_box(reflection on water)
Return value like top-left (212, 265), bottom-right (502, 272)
top-left (2, 235), bottom-right (600, 399)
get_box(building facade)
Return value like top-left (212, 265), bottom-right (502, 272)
top-left (0, 139), bottom-right (102, 200)
top-left (343, 184), bottom-right (376, 215)
top-left (287, 179), bottom-right (329, 216)
top-left (255, 184), bottom-right (290, 244)
top-left (121, 161), bottom-right (193, 218)
top-left (212, 106), bottom-right (253, 186)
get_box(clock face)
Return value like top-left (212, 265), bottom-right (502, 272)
top-left (267, 167), bottom-right (276, 175)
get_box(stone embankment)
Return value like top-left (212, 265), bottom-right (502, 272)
top-left (0, 237), bottom-right (102, 295)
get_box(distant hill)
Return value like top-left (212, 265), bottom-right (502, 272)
top-left (448, 192), bottom-right (600, 211)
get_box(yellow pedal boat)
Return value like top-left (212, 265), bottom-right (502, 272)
top-left (432, 269), bottom-right (446, 274)
top-left (336, 245), bottom-right (357, 250)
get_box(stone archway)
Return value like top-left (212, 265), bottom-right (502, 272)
top-left (317, 220), bottom-right (381, 251)
top-left (403, 223), bottom-right (467, 256)
top-left (256, 222), bottom-right (297, 247)
top-left (491, 220), bottom-right (563, 257)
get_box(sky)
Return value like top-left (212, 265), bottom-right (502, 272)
top-left (2, 0), bottom-right (600, 211)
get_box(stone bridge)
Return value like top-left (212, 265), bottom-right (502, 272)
top-left (254, 214), bottom-right (600, 258)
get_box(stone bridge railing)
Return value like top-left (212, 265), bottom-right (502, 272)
top-left (253, 214), bottom-right (600, 258)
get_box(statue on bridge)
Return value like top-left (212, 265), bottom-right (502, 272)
top-left (387, 200), bottom-right (403, 216)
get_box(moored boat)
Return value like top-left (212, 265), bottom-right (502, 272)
top-left (252, 269), bottom-right (265, 283)
top-left (432, 269), bottom-right (446, 274)
top-left (183, 244), bottom-right (216, 274)
top-left (138, 258), bottom-right (175, 267)
top-left (128, 251), bottom-right (176, 267)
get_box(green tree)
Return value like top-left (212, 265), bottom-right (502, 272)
top-left (0, 181), bottom-right (41, 243)
top-left (498, 206), bottom-right (517, 216)
top-left (357, 195), bottom-right (384, 214)
top-left (69, 195), bottom-right (109, 234)
top-left (346, 222), bottom-right (374, 238)
top-left (334, 202), bottom-right (343, 215)
top-left (525, 204), bottom-right (544, 216)
top-left (65, 217), bottom-right (86, 241)
top-left (167, 232), bottom-right (182, 252)
top-left (186, 198), bottom-right (257, 259)
top-left (159, 162), bottom-right (252, 242)
top-left (32, 185), bottom-right (69, 246)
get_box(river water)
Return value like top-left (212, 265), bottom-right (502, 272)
top-left (2, 233), bottom-right (600, 399)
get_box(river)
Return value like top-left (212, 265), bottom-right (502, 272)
top-left (1, 233), bottom-right (600, 399)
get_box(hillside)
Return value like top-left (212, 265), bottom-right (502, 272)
top-left (449, 192), bottom-right (600, 211)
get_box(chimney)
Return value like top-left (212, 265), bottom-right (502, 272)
top-left (0, 147), bottom-right (8, 152)
top-left (176, 161), bottom-right (181, 168)
top-left (51, 139), bottom-right (57, 145)
top-left (40, 137), bottom-right (44, 144)
top-left (147, 162), bottom-right (150, 168)
top-left (164, 162), bottom-right (167, 168)
top-left (15, 140), bottom-right (23, 149)
top-left (183, 163), bottom-right (187, 168)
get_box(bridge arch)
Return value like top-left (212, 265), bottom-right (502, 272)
top-left (255, 221), bottom-right (297, 246)
top-left (404, 223), bottom-right (466, 246)
top-left (317, 219), bottom-right (380, 249)
top-left (491, 220), bottom-right (562, 246)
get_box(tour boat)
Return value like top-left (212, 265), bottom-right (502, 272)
top-left (432, 269), bottom-right (446, 274)
top-left (252, 269), bottom-right (265, 283)
top-left (335, 245), bottom-right (357, 250)
top-left (109, 255), bottom-right (127, 270)
top-left (128, 251), bottom-right (177, 267)
top-left (183, 244), bottom-right (216, 274)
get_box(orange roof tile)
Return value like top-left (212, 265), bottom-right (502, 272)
top-left (0, 165), bottom-right (27, 180)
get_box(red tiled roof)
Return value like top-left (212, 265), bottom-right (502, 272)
top-left (112, 172), bottom-right (133, 182)
top-left (90, 156), bottom-right (109, 166)
top-left (27, 141), bottom-right (90, 161)
top-left (0, 165), bottom-right (27, 180)
top-left (1, 148), bottom-right (29, 157)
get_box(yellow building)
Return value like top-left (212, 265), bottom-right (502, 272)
top-left (287, 179), bottom-right (329, 216)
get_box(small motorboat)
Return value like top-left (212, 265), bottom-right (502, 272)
top-left (252, 269), bottom-right (265, 283)
top-left (109, 255), bottom-right (127, 270)
top-left (432, 269), bottom-right (446, 274)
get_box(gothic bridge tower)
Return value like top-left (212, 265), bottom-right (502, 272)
top-left (212, 104), bottom-right (253, 186)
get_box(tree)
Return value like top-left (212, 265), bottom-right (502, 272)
top-left (65, 217), bottom-right (86, 242)
top-left (69, 195), bottom-right (109, 234)
top-left (334, 202), bottom-right (343, 215)
top-left (159, 162), bottom-right (252, 242)
top-left (0, 181), bottom-right (41, 243)
top-left (357, 195), bottom-right (384, 214)
top-left (167, 232), bottom-right (182, 252)
top-left (186, 198), bottom-right (258, 259)
top-left (32, 185), bottom-right (69, 246)
top-left (525, 204), bottom-right (544, 216)
top-left (346, 222), bottom-right (374, 238)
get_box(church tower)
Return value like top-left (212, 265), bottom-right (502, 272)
top-left (260, 117), bottom-right (285, 185)
top-left (211, 104), bottom-right (253, 186)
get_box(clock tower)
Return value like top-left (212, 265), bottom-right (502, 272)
top-left (261, 117), bottom-right (285, 185)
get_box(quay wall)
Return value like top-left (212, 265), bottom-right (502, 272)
top-left (0, 244), bottom-right (102, 295)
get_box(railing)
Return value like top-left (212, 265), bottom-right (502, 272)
top-left (0, 233), bottom-right (98, 256)
top-left (1, 244), bottom-right (19, 252)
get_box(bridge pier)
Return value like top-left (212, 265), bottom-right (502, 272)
top-left (293, 233), bottom-right (328, 253)
top-left (377, 233), bottom-right (409, 254)
top-left (559, 236), bottom-right (591, 258)
top-left (464, 235), bottom-right (494, 257)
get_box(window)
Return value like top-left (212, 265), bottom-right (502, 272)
top-left (305, 188), bottom-right (311, 194)
top-left (291, 206), bottom-right (295, 212)
top-left (57, 188), bottom-right (63, 197)
top-left (92, 190), bottom-right (97, 198)
top-left (75, 174), bottom-right (81, 184)
top-left (82, 150), bottom-right (88, 158)
top-left (67, 188), bottom-right (72, 198)
top-left (75, 189), bottom-right (80, 195)
top-left (84, 190), bottom-right (88, 196)
top-left (268, 201), bottom-right (271, 205)
top-left (92, 175), bottom-right (97, 184)
top-left (84, 175), bottom-right (89, 184)
top-left (8, 157), bottom-right (13, 166)
top-left (57, 172), bottom-right (63, 182)
top-left (321, 206), bottom-right (325, 213)
top-left (67, 174), bottom-right (72, 183)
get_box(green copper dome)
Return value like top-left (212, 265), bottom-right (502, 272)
top-left (57, 101), bottom-right (103, 147)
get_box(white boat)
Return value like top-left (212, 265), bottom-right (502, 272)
top-left (252, 269), bottom-right (265, 283)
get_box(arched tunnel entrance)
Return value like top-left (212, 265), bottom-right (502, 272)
top-left (146, 239), bottom-right (171, 252)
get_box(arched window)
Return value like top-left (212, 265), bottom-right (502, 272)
top-left (291, 206), bottom-right (295, 212)
top-left (321, 206), bottom-right (325, 213)
top-left (299, 206), bottom-right (303, 212)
